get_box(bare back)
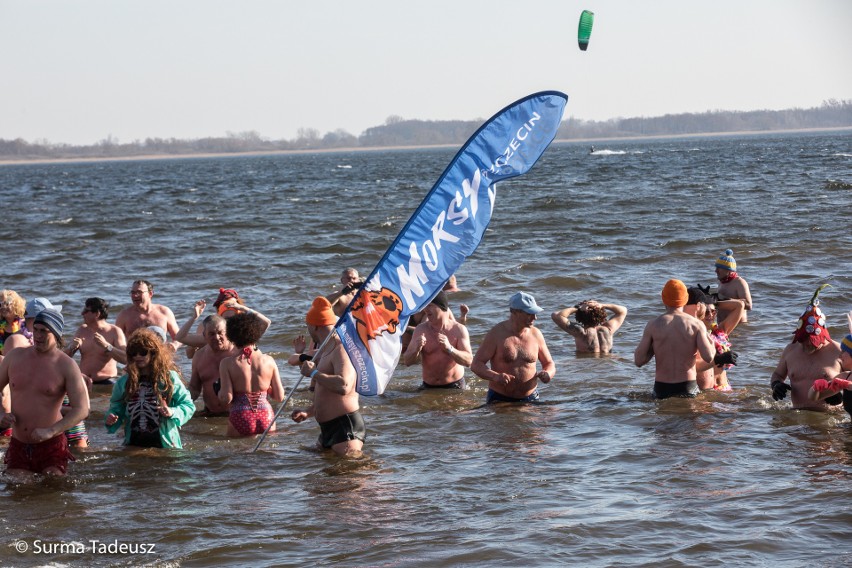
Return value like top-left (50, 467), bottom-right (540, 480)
top-left (635, 311), bottom-right (715, 383)
top-left (219, 351), bottom-right (284, 402)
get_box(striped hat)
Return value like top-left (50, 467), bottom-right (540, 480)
top-left (715, 249), bottom-right (737, 271)
top-left (841, 334), bottom-right (852, 356)
top-left (34, 308), bottom-right (64, 340)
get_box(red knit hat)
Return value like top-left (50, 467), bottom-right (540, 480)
top-left (793, 284), bottom-right (832, 348)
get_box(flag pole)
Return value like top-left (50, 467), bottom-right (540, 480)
top-left (251, 329), bottom-right (336, 452)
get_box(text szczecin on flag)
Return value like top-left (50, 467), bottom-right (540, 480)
top-left (335, 91), bottom-right (568, 396)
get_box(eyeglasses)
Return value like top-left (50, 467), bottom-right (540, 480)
top-left (127, 348), bottom-right (150, 358)
top-left (129, 290), bottom-right (147, 296)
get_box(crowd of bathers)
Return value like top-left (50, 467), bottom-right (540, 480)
top-left (1, 248), bottom-right (851, 479)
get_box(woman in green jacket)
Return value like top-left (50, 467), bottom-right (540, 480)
top-left (106, 328), bottom-right (195, 448)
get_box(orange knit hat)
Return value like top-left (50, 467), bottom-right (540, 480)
top-left (306, 296), bottom-right (337, 326)
top-left (661, 279), bottom-right (688, 308)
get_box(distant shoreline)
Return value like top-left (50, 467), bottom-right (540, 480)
top-left (2, 126), bottom-right (850, 167)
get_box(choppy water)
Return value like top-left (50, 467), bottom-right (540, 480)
top-left (1, 131), bottom-right (851, 567)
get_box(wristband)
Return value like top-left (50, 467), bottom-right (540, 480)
top-left (309, 368), bottom-right (319, 379)
top-left (105, 344), bottom-right (113, 353)
top-left (448, 346), bottom-right (455, 355)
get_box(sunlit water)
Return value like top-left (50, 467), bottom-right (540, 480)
top-left (0, 131), bottom-right (851, 567)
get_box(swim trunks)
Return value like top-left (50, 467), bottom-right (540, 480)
top-left (419, 378), bottom-right (466, 390)
top-left (844, 389), bottom-right (852, 419)
top-left (228, 391), bottom-right (274, 436)
top-left (318, 411), bottom-right (366, 449)
top-left (62, 395), bottom-right (88, 445)
top-left (92, 377), bottom-right (117, 386)
top-left (486, 388), bottom-right (540, 404)
top-left (653, 381), bottom-right (700, 399)
top-left (3, 435), bottom-right (75, 475)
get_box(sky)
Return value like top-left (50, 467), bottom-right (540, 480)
top-left (2, 0), bottom-right (850, 145)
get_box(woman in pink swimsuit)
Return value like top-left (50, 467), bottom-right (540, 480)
top-left (218, 313), bottom-right (285, 437)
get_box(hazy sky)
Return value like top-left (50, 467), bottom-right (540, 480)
top-left (2, 0), bottom-right (850, 145)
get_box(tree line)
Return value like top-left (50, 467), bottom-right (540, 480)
top-left (2, 100), bottom-right (850, 161)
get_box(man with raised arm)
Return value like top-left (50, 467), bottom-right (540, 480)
top-left (326, 268), bottom-right (365, 317)
top-left (0, 309), bottom-right (89, 480)
top-left (471, 291), bottom-right (555, 404)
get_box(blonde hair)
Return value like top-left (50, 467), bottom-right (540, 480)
top-left (123, 328), bottom-right (181, 404)
top-left (0, 290), bottom-right (26, 319)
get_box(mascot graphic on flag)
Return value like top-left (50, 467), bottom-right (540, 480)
top-left (349, 287), bottom-right (404, 354)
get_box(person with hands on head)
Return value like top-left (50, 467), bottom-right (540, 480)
top-left (105, 328), bottom-right (195, 448)
top-left (0, 308), bottom-right (89, 481)
top-left (176, 289), bottom-right (271, 358)
top-left (769, 285), bottom-right (842, 410)
top-left (290, 296), bottom-right (364, 457)
top-left (471, 291), bottom-right (555, 404)
top-left (403, 291), bottom-right (473, 390)
top-left (551, 299), bottom-right (627, 354)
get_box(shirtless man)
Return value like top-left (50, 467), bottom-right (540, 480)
top-left (551, 300), bottom-right (627, 353)
top-left (471, 291), bottom-right (555, 404)
top-left (189, 315), bottom-right (238, 416)
top-left (634, 280), bottom-right (717, 399)
top-left (65, 297), bottom-right (127, 385)
top-left (809, 334), bottom-right (852, 417)
top-left (115, 280), bottom-right (181, 350)
top-left (403, 291), bottom-right (473, 390)
top-left (326, 268), bottom-right (364, 317)
top-left (291, 296), bottom-right (364, 456)
top-left (769, 287), bottom-right (842, 411)
top-left (713, 249), bottom-right (752, 324)
top-left (0, 309), bottom-right (89, 481)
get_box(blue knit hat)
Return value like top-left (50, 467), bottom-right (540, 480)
top-left (715, 249), bottom-right (737, 271)
top-left (841, 334), bottom-right (852, 356)
top-left (34, 308), bottom-right (64, 340)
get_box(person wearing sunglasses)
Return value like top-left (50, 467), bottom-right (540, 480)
top-left (105, 328), bottom-right (195, 448)
top-left (65, 297), bottom-right (127, 386)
